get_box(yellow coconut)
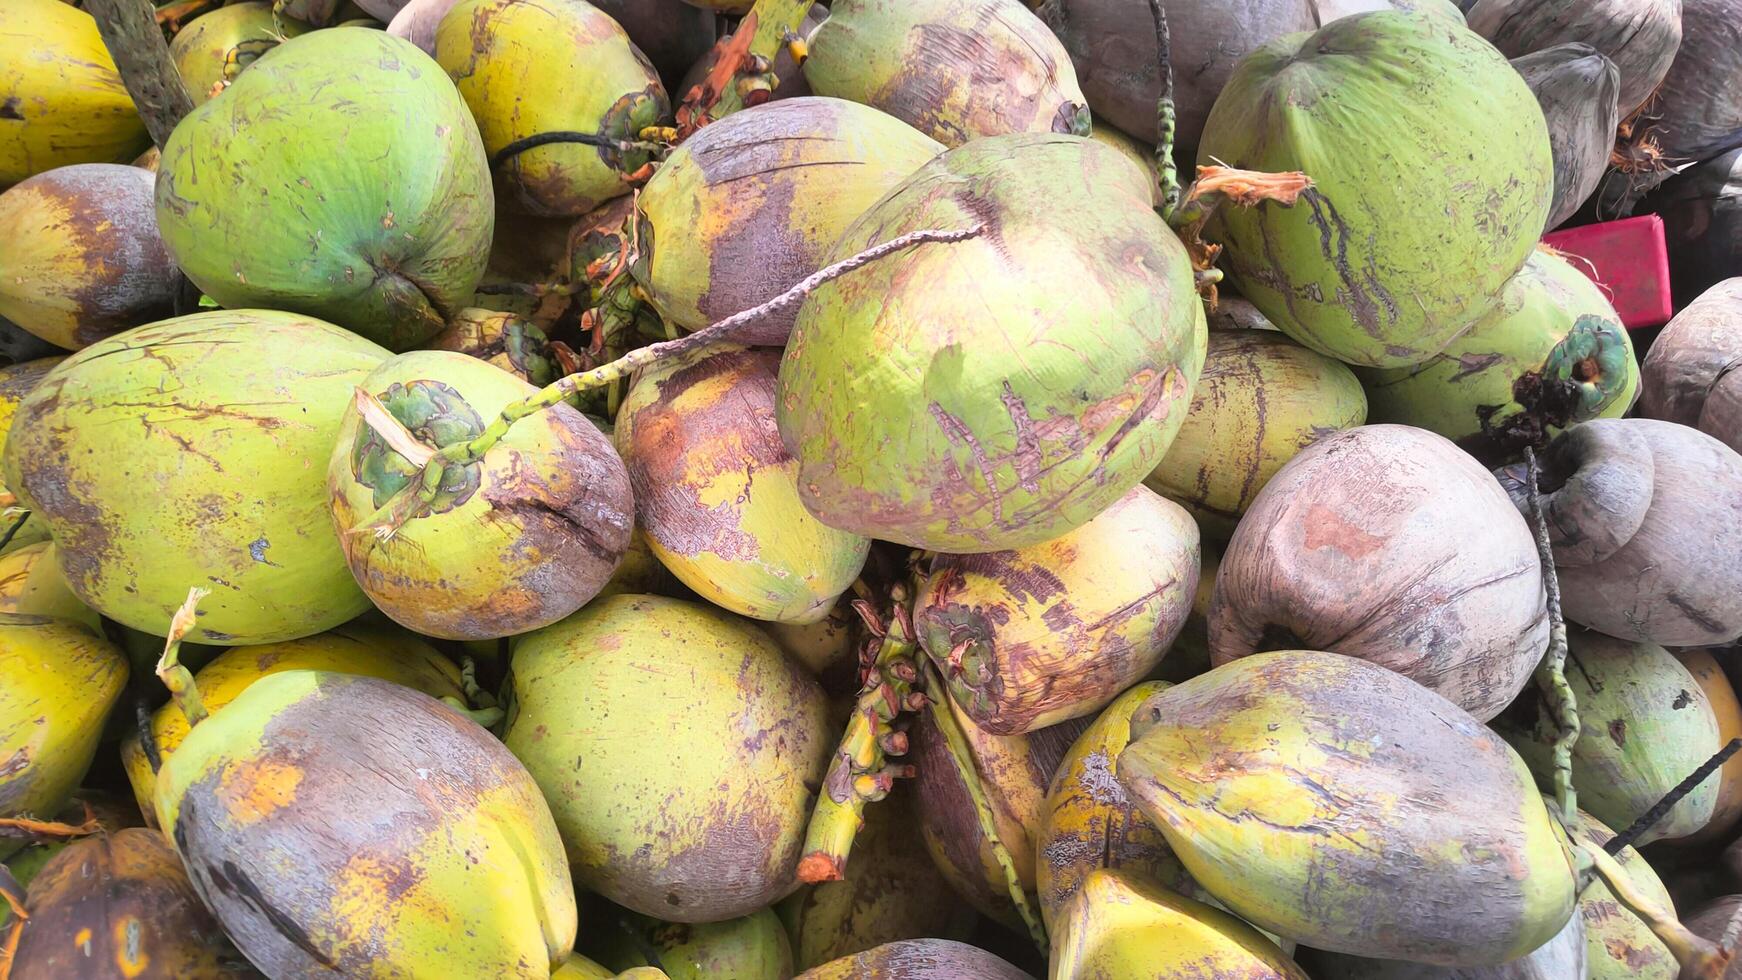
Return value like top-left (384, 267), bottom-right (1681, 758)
top-left (120, 621), bottom-right (463, 825)
top-left (615, 345), bottom-right (869, 624)
top-left (0, 0), bottom-right (150, 186)
top-left (1145, 329), bottom-right (1367, 537)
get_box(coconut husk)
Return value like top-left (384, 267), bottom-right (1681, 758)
top-left (1512, 44), bottom-right (1621, 230)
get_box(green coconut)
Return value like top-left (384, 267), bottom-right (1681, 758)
top-left (803, 0), bottom-right (1090, 147)
top-left (0, 357), bottom-right (63, 554)
top-left (582, 904), bottom-right (793, 980)
top-left (169, 1), bottom-right (309, 105)
top-left (775, 132), bottom-right (1206, 553)
top-left (2, 310), bottom-right (386, 643)
top-left (1199, 10), bottom-right (1554, 368)
top-left (435, 0), bottom-right (668, 217)
top-left (1495, 628), bottom-right (1723, 846)
top-left (631, 97), bottom-right (942, 342)
top-left (1117, 651), bottom-right (1577, 967)
top-left (503, 595), bottom-right (831, 923)
top-left (155, 28), bottom-right (494, 351)
top-left (1362, 248), bottom-right (1639, 456)
top-left (328, 350), bottom-right (633, 640)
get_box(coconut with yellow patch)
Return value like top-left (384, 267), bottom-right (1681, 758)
top-left (630, 97), bottom-right (942, 343)
top-left (615, 345), bottom-right (869, 624)
top-left (0, 0), bottom-right (150, 187)
top-left (328, 350), bottom-right (633, 640)
top-left (0, 164), bottom-right (179, 350)
top-left (3, 310), bottom-right (388, 643)
top-left (435, 0), bottom-right (669, 216)
top-left (154, 665), bottom-right (576, 977)
top-left (803, 0), bottom-right (1090, 146)
top-left (169, 1), bottom-right (308, 106)
top-left (1673, 649), bottom-right (1742, 846)
top-left (9, 827), bottom-right (242, 979)
top-left (0, 542), bottom-right (98, 633)
top-left (503, 595), bottom-right (831, 923)
top-left (0, 357), bottom-right (62, 553)
top-left (1117, 651), bottom-right (1577, 966)
top-left (1144, 329), bottom-right (1367, 537)
top-left (914, 486), bottom-right (1198, 735)
top-left (1050, 867), bottom-right (1308, 979)
top-left (120, 620), bottom-right (464, 825)
top-left (0, 615), bottom-right (128, 859)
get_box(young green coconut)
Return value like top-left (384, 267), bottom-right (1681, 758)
top-left (0, 164), bottom-right (179, 350)
top-left (629, 97), bottom-right (943, 343)
top-left (434, 0), bottom-right (670, 217)
top-left (0, 357), bottom-right (61, 555)
top-left (502, 595), bottom-right (832, 923)
top-left (802, 0), bottom-right (1089, 146)
top-left (0, 543), bottom-right (98, 634)
top-left (1495, 629), bottom-right (1724, 846)
top-left (912, 485), bottom-right (1198, 735)
top-left (1143, 328), bottom-right (1367, 537)
top-left (9, 828), bottom-right (245, 979)
top-left (614, 345), bottom-right (869, 624)
top-left (168, 1), bottom-right (309, 105)
top-left (580, 903), bottom-right (793, 980)
top-left (1116, 650), bottom-right (1579, 966)
top-left (0, 616), bottom-right (128, 860)
top-left (2, 310), bottom-right (387, 643)
top-left (154, 29), bottom-right (494, 351)
top-left (1362, 248), bottom-right (1639, 460)
top-left (1050, 867), bottom-right (1307, 979)
top-left (1199, 10), bottom-right (1554, 368)
top-left (0, 0), bottom-right (149, 187)
top-left (151, 601), bottom-right (577, 979)
top-left (328, 349), bottom-right (633, 640)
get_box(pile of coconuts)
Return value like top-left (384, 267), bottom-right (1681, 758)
top-left (4, 0), bottom-right (1742, 977)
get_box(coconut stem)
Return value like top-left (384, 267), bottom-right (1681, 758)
top-left (1524, 447), bottom-right (1579, 822)
top-left (0, 863), bottom-right (24, 980)
top-left (155, 587), bottom-right (210, 728)
top-left (1578, 842), bottom-right (1729, 978)
top-left (797, 586), bottom-right (922, 884)
top-left (0, 804), bottom-right (99, 843)
top-left (1142, 0), bottom-right (1181, 217)
top-left (677, 0), bottom-right (814, 134)
top-left (1609, 738), bottom-right (1742, 855)
top-left (355, 226), bottom-right (983, 540)
top-left (922, 659), bottom-right (1048, 955)
top-left (0, 513), bottom-right (28, 555)
top-left (84, 0), bottom-right (195, 149)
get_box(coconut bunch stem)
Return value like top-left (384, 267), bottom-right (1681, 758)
top-left (676, 0), bottom-right (815, 135)
top-left (1577, 842), bottom-right (1730, 978)
top-left (354, 227), bottom-right (983, 540)
top-left (921, 659), bottom-right (1048, 954)
top-left (155, 587), bottom-right (210, 728)
top-left (797, 586), bottom-right (924, 884)
top-left (1523, 447), bottom-right (1579, 822)
top-left (0, 864), bottom-right (23, 980)
top-left (1142, 0), bottom-right (1181, 217)
top-left (0, 803), bottom-right (99, 844)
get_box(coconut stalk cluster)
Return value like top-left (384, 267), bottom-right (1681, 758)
top-left (3, 1), bottom-right (1742, 978)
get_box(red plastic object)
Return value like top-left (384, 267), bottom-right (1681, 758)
top-left (1541, 214), bottom-right (1673, 330)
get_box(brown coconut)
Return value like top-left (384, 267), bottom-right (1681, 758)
top-left (1639, 278), bottom-right (1742, 454)
top-left (1209, 424), bottom-right (1548, 721)
top-left (1511, 44), bottom-right (1621, 231)
top-left (1494, 417), bottom-right (1742, 647)
top-left (1466, 0), bottom-right (1681, 117)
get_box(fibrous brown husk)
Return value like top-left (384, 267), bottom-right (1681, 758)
top-left (1466, 0), bottom-right (1681, 118)
top-left (1494, 417), bottom-right (1742, 647)
top-left (1639, 149), bottom-right (1742, 307)
top-left (1209, 424), bottom-right (1548, 721)
top-left (1618, 0), bottom-right (1742, 170)
top-left (1035, 0), bottom-right (1317, 158)
top-left (1638, 278), bottom-right (1742, 454)
top-left (1511, 44), bottom-right (1621, 230)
